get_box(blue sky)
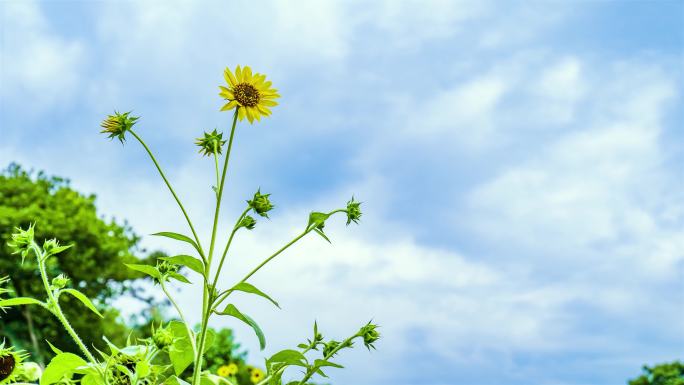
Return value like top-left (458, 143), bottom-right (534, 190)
top-left (1, 1), bottom-right (683, 384)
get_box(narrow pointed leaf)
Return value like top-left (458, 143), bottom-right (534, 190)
top-left (216, 304), bottom-right (265, 350)
top-left (160, 255), bottom-right (205, 275)
top-left (61, 289), bottom-right (103, 318)
top-left (0, 297), bottom-right (44, 307)
top-left (125, 263), bottom-right (161, 280)
top-left (231, 282), bottom-right (280, 308)
top-left (152, 232), bottom-right (201, 253)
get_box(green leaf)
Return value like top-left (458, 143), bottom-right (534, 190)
top-left (40, 353), bottom-right (87, 385)
top-left (231, 282), bottom-right (280, 308)
top-left (168, 321), bottom-right (194, 375)
top-left (168, 272), bottom-right (192, 284)
top-left (313, 227), bottom-right (331, 243)
top-left (202, 328), bottom-right (216, 354)
top-left (268, 349), bottom-right (307, 367)
top-left (45, 340), bottom-right (63, 355)
top-left (216, 304), bottom-right (265, 350)
top-left (0, 297), bottom-right (44, 307)
top-left (160, 255), bottom-right (204, 275)
top-left (152, 232), bottom-right (201, 253)
top-left (60, 289), bottom-right (103, 318)
top-left (125, 263), bottom-right (161, 280)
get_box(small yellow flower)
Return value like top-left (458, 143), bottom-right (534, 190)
top-left (250, 368), bottom-right (264, 383)
top-left (219, 65), bottom-right (280, 124)
top-left (217, 363), bottom-right (238, 377)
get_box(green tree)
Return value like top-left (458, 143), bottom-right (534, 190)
top-left (0, 163), bottom-right (157, 364)
top-left (629, 361), bottom-right (684, 385)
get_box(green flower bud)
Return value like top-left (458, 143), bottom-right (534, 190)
top-left (322, 339), bottom-right (353, 358)
top-left (322, 340), bottom-right (339, 358)
top-left (195, 129), bottom-right (226, 156)
top-left (51, 274), bottom-right (70, 289)
top-left (358, 322), bottom-right (380, 350)
top-left (43, 239), bottom-right (71, 256)
top-left (239, 215), bottom-right (257, 230)
top-left (7, 224), bottom-right (34, 263)
top-left (157, 261), bottom-right (179, 277)
top-left (247, 189), bottom-right (274, 218)
top-left (345, 197), bottom-right (362, 225)
top-left (152, 324), bottom-right (174, 349)
top-left (101, 111), bottom-right (139, 143)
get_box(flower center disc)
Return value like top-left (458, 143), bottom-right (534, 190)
top-left (234, 83), bottom-right (260, 107)
top-left (0, 354), bottom-right (15, 381)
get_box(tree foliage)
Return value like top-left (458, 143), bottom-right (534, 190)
top-left (629, 361), bottom-right (684, 385)
top-left (0, 163), bottom-right (155, 363)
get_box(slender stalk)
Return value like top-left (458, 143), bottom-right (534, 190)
top-left (213, 146), bottom-right (220, 198)
top-left (31, 244), bottom-right (96, 363)
top-left (296, 334), bottom-right (358, 385)
top-left (213, 229), bottom-right (311, 311)
top-left (210, 207), bottom-right (250, 290)
top-left (129, 129), bottom-right (205, 260)
top-left (160, 280), bottom-right (197, 355)
top-left (192, 108), bottom-right (239, 385)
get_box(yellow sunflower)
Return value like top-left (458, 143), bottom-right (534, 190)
top-left (219, 65), bottom-right (280, 124)
top-left (249, 368), bottom-right (264, 383)
top-left (217, 363), bottom-right (238, 377)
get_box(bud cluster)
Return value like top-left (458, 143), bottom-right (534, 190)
top-left (152, 324), bottom-right (175, 349)
top-left (238, 215), bottom-right (257, 230)
top-left (100, 111), bottom-right (139, 143)
top-left (7, 225), bottom-right (35, 262)
top-left (195, 129), bottom-right (226, 156)
top-left (247, 189), bottom-right (274, 217)
top-left (358, 322), bottom-right (380, 350)
top-left (51, 274), bottom-right (70, 290)
top-left (345, 197), bottom-right (362, 225)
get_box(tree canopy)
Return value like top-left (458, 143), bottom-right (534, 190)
top-left (629, 361), bottom-right (684, 385)
top-left (0, 163), bottom-right (156, 363)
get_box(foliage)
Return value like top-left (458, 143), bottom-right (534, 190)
top-left (0, 164), bottom-right (158, 363)
top-left (0, 65), bottom-right (380, 385)
top-left (628, 361), bottom-right (684, 385)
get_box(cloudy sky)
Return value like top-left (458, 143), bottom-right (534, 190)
top-left (1, 1), bottom-right (683, 384)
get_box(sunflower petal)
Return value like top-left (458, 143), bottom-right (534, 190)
top-left (220, 101), bottom-right (237, 111)
top-left (224, 68), bottom-right (237, 87)
top-left (238, 107), bottom-right (247, 121)
top-left (243, 66), bottom-right (252, 82)
top-left (261, 99), bottom-right (278, 107)
top-left (235, 65), bottom-right (243, 82)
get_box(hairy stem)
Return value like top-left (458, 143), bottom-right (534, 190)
top-left (160, 280), bottom-right (197, 355)
top-left (32, 244), bottom-right (96, 363)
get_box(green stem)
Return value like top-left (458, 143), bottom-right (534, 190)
top-left (210, 207), bottom-right (250, 290)
top-left (129, 129), bottom-right (205, 261)
top-left (296, 334), bottom-right (358, 385)
top-left (32, 244), bottom-right (97, 363)
top-left (213, 229), bottom-right (311, 311)
top-left (160, 280), bottom-right (197, 355)
top-left (192, 108), bottom-right (239, 385)
top-left (213, 147), bottom-right (220, 198)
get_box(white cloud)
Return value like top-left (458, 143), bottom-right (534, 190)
top-left (466, 61), bottom-right (683, 278)
top-left (0, 1), bottom-right (84, 112)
